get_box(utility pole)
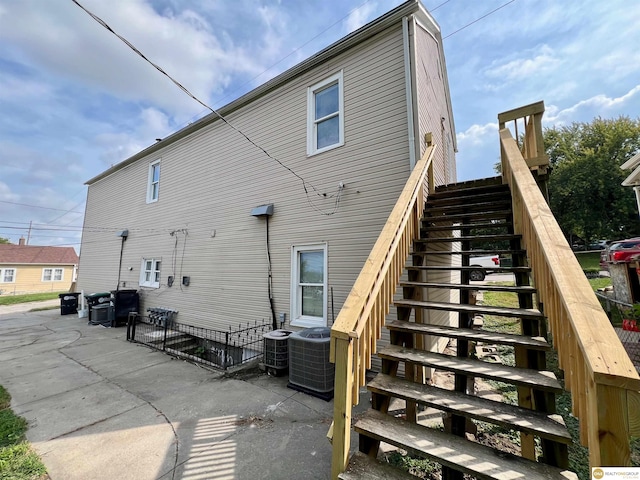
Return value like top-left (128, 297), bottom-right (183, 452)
top-left (26, 221), bottom-right (32, 245)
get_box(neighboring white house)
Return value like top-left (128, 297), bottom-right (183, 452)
top-left (77, 0), bottom-right (457, 334)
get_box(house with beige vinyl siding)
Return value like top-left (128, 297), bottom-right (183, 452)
top-left (78, 0), bottom-right (457, 342)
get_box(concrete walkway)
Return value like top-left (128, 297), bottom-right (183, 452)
top-left (0, 308), bottom-right (365, 479)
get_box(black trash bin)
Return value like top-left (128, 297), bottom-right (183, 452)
top-left (59, 293), bottom-right (80, 315)
top-left (85, 292), bottom-right (111, 323)
top-left (111, 289), bottom-right (139, 327)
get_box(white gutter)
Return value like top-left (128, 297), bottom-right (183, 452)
top-left (403, 15), bottom-right (416, 170)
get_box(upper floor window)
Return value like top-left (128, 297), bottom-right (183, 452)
top-left (307, 71), bottom-right (344, 155)
top-left (42, 268), bottom-right (63, 282)
top-left (140, 258), bottom-right (161, 288)
top-left (1, 268), bottom-right (15, 283)
top-left (146, 159), bottom-right (161, 203)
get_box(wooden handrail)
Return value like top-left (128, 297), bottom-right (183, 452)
top-left (499, 101), bottom-right (549, 172)
top-left (329, 144), bottom-right (436, 479)
top-left (500, 107), bottom-right (640, 467)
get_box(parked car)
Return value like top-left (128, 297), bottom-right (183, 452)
top-left (469, 255), bottom-right (500, 281)
top-left (603, 238), bottom-right (640, 264)
top-left (588, 239), bottom-right (609, 250)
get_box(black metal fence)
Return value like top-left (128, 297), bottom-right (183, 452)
top-left (595, 291), bottom-right (640, 372)
top-left (127, 313), bottom-right (271, 370)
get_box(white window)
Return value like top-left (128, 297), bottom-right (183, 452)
top-left (42, 268), bottom-right (63, 282)
top-left (146, 159), bottom-right (161, 203)
top-left (291, 244), bottom-right (327, 327)
top-left (140, 258), bottom-right (161, 288)
top-left (307, 71), bottom-right (344, 155)
top-left (1, 268), bottom-right (15, 283)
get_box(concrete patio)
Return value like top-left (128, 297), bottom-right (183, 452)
top-left (0, 305), bottom-right (366, 479)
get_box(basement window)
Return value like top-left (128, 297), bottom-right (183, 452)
top-left (140, 258), bottom-right (161, 288)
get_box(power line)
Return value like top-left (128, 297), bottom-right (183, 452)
top-left (0, 199), bottom-right (85, 214)
top-left (443, 0), bottom-right (517, 39)
top-left (203, 0), bottom-right (374, 112)
top-left (431, 0), bottom-right (453, 12)
top-left (71, 0), bottom-right (343, 216)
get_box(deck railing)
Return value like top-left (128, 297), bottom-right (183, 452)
top-left (328, 143), bottom-right (436, 479)
top-left (500, 102), bottom-right (640, 467)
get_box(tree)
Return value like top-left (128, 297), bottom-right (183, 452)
top-left (545, 116), bottom-right (640, 243)
top-left (0, 237), bottom-right (10, 244)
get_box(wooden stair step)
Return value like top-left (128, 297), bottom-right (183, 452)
top-left (377, 344), bottom-right (561, 392)
top-left (432, 177), bottom-right (506, 195)
top-left (406, 265), bottom-right (530, 274)
top-left (415, 234), bottom-right (521, 244)
top-left (426, 191), bottom-right (512, 207)
top-left (354, 409), bottom-right (576, 480)
top-left (422, 210), bottom-right (513, 223)
top-left (368, 373), bottom-right (570, 443)
top-left (425, 200), bottom-right (512, 215)
top-left (338, 451), bottom-right (416, 480)
top-left (394, 299), bottom-right (543, 320)
top-left (386, 320), bottom-right (550, 350)
top-left (411, 249), bottom-right (525, 256)
top-left (422, 221), bottom-right (512, 232)
top-left (399, 280), bottom-right (535, 294)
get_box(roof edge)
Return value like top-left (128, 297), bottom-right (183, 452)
top-left (85, 0), bottom-right (421, 186)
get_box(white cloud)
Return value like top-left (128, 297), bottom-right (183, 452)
top-left (545, 85), bottom-right (640, 125)
top-left (484, 45), bottom-right (560, 85)
top-left (457, 122), bottom-right (498, 147)
top-left (344, 2), bottom-right (378, 33)
top-left (0, 1), bottom-right (277, 116)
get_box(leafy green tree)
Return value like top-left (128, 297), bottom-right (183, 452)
top-left (0, 237), bottom-right (10, 244)
top-left (545, 116), bottom-right (640, 244)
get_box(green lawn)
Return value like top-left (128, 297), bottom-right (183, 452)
top-left (0, 292), bottom-right (63, 306)
top-left (0, 386), bottom-right (47, 479)
top-left (574, 251), bottom-right (602, 270)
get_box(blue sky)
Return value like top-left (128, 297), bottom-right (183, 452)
top-left (1, 0), bottom-right (639, 250)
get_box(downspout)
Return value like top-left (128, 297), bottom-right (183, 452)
top-left (402, 16), bottom-right (417, 170)
top-left (265, 216), bottom-right (278, 330)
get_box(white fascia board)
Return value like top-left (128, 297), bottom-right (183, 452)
top-left (621, 151), bottom-right (640, 171)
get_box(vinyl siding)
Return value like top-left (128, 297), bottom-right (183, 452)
top-left (413, 17), bottom-right (459, 343)
top-left (0, 264), bottom-right (75, 294)
top-left (78, 25), bottom-right (437, 332)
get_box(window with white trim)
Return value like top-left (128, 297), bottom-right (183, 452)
top-left (42, 268), bottom-right (63, 282)
top-left (140, 258), bottom-right (161, 288)
top-left (146, 159), bottom-right (161, 203)
top-left (0, 268), bottom-right (15, 283)
top-left (307, 71), bottom-right (344, 155)
top-left (291, 244), bottom-right (327, 327)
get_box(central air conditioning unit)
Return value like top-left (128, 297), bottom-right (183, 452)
top-left (288, 327), bottom-right (335, 400)
top-left (263, 329), bottom-right (292, 376)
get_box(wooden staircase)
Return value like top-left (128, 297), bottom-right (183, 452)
top-left (339, 177), bottom-right (578, 479)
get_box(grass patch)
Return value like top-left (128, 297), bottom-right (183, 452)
top-left (0, 386), bottom-right (47, 479)
top-left (574, 251), bottom-right (601, 270)
top-left (383, 450), bottom-right (440, 478)
top-left (0, 292), bottom-right (63, 306)
top-left (588, 277), bottom-right (611, 290)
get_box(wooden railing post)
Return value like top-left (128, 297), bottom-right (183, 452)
top-left (331, 336), bottom-right (354, 479)
top-left (589, 383), bottom-right (631, 467)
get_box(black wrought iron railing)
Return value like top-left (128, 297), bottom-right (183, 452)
top-left (127, 313), bottom-right (271, 370)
